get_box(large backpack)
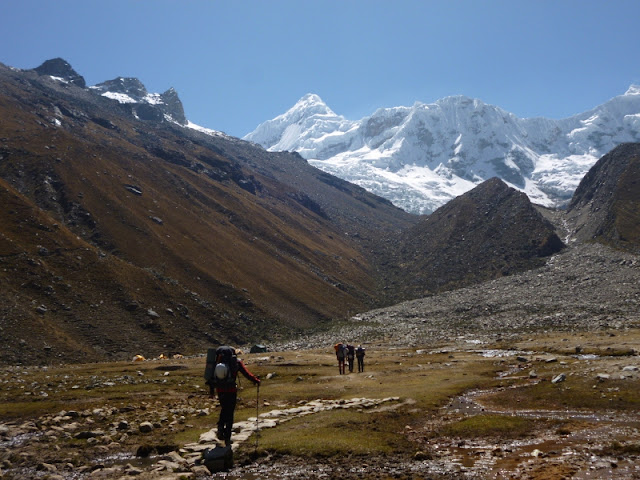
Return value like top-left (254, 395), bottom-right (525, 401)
top-left (205, 346), bottom-right (238, 388)
top-left (335, 343), bottom-right (345, 360)
top-left (346, 344), bottom-right (355, 360)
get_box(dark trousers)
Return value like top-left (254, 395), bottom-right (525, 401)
top-left (337, 358), bottom-right (345, 374)
top-left (217, 391), bottom-right (237, 444)
top-left (357, 357), bottom-right (364, 372)
top-left (347, 356), bottom-right (354, 373)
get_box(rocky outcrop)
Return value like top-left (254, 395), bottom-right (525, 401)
top-left (33, 57), bottom-right (86, 88)
top-left (92, 76), bottom-right (187, 125)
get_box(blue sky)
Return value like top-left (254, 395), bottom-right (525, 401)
top-left (2, 0), bottom-right (639, 138)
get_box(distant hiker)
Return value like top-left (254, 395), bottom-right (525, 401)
top-left (334, 342), bottom-right (346, 374)
top-left (346, 344), bottom-right (356, 373)
top-left (204, 346), bottom-right (260, 446)
top-left (356, 345), bottom-right (365, 373)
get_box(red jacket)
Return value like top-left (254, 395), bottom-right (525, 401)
top-left (215, 359), bottom-right (260, 393)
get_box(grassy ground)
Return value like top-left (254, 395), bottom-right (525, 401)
top-left (252, 348), bottom-right (500, 458)
top-left (1, 330), bottom-right (639, 478)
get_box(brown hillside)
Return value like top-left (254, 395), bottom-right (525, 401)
top-left (0, 61), bottom-right (415, 365)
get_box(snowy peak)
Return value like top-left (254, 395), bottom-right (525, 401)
top-left (625, 85), bottom-right (640, 96)
top-left (291, 93), bottom-right (335, 117)
top-left (246, 87), bottom-right (640, 214)
top-left (244, 94), bottom-right (355, 155)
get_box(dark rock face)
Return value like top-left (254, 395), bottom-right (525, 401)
top-left (33, 58), bottom-right (86, 88)
top-left (378, 178), bottom-right (564, 299)
top-left (567, 143), bottom-right (640, 253)
top-left (159, 87), bottom-right (187, 125)
top-left (92, 77), bottom-right (187, 125)
top-left (93, 77), bottom-right (149, 98)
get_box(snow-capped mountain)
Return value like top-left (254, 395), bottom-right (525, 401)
top-left (245, 88), bottom-right (640, 214)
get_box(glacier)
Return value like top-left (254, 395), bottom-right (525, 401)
top-left (244, 88), bottom-right (640, 214)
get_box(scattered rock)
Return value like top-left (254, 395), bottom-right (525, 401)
top-left (124, 184), bottom-right (143, 195)
top-left (139, 421), bottom-right (154, 433)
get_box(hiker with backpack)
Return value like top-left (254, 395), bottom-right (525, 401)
top-left (334, 342), bottom-right (347, 374)
top-left (205, 346), bottom-right (260, 446)
top-left (346, 344), bottom-right (356, 373)
top-left (356, 345), bottom-right (365, 372)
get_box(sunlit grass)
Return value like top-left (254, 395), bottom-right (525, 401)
top-left (258, 409), bottom-right (405, 457)
top-left (441, 414), bottom-right (535, 438)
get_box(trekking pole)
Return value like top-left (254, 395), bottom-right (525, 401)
top-left (255, 383), bottom-right (260, 451)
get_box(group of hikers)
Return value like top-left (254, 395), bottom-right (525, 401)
top-left (333, 342), bottom-right (365, 374)
top-left (204, 342), bottom-right (367, 448)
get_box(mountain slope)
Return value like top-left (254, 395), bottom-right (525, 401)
top-left (0, 59), bottom-right (415, 364)
top-left (376, 178), bottom-right (564, 300)
top-left (3, 57), bottom-right (637, 367)
top-left (245, 88), bottom-right (640, 213)
top-left (567, 143), bottom-right (640, 252)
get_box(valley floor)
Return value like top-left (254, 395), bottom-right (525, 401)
top-left (1, 243), bottom-right (640, 479)
top-left (1, 327), bottom-right (639, 480)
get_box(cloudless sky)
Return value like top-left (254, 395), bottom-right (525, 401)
top-left (2, 0), bottom-right (639, 138)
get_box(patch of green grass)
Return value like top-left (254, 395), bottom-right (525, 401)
top-left (486, 376), bottom-right (640, 412)
top-left (257, 408), bottom-right (406, 457)
top-left (441, 414), bottom-right (535, 438)
top-left (0, 400), bottom-right (65, 419)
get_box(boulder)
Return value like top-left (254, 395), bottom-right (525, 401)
top-left (202, 446), bottom-right (233, 473)
top-left (139, 421), bottom-right (154, 433)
